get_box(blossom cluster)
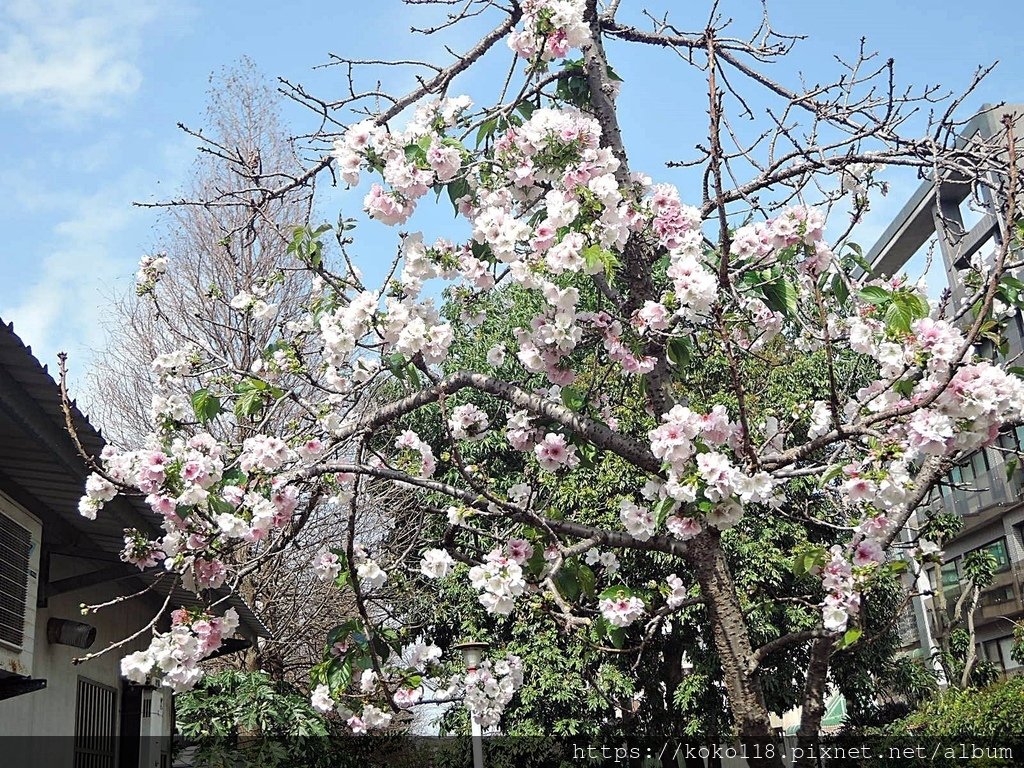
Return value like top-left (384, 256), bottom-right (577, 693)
top-left (330, 96), bottom-right (472, 223)
top-left (120, 608), bottom-right (239, 692)
top-left (135, 253), bottom-right (168, 292)
top-left (420, 547), bottom-right (456, 579)
top-left (598, 591), bottom-right (645, 628)
top-left (468, 548), bottom-right (528, 615)
top-left (311, 639), bottom-right (445, 732)
top-left (78, 432), bottom-right (305, 598)
top-left (448, 403), bottom-right (490, 441)
top-left (395, 429), bottom-right (437, 477)
top-left (464, 655), bottom-right (525, 727)
top-left (644, 404), bottom-right (775, 536)
top-left (508, 0), bottom-right (588, 61)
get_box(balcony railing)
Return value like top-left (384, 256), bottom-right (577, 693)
top-left (929, 566), bottom-right (1024, 627)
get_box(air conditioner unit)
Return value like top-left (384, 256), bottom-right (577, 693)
top-left (0, 493), bottom-right (42, 679)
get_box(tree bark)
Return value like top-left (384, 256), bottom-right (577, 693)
top-left (792, 636), bottom-right (834, 768)
top-left (689, 532), bottom-right (784, 768)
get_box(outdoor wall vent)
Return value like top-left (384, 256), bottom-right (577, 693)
top-left (46, 618), bottom-right (96, 649)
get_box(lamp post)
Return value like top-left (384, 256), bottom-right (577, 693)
top-left (453, 641), bottom-right (489, 768)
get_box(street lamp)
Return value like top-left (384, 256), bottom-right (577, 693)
top-left (453, 640), bottom-right (489, 671)
top-left (453, 640), bottom-right (489, 768)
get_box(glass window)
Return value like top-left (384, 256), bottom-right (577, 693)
top-left (974, 538), bottom-right (1011, 573)
top-left (972, 450), bottom-right (990, 477)
top-left (980, 584), bottom-right (1015, 606)
top-left (941, 560), bottom-right (960, 588)
top-left (999, 637), bottom-right (1020, 670)
top-left (983, 639), bottom-right (1005, 670)
top-left (997, 430), bottom-right (1016, 451)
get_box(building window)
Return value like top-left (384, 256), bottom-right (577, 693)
top-left (999, 637), bottom-right (1021, 670)
top-left (969, 538), bottom-right (1011, 573)
top-left (74, 677), bottom-right (117, 768)
top-left (980, 584), bottom-right (1015, 607)
top-left (950, 465), bottom-right (964, 486)
top-left (971, 450), bottom-right (990, 478)
top-left (941, 560), bottom-right (960, 589)
top-left (983, 639), bottom-right (1006, 671)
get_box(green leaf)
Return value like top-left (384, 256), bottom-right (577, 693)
top-left (404, 143), bottom-right (426, 164)
top-left (334, 569), bottom-right (350, 590)
top-left (883, 300), bottom-right (913, 334)
top-left (233, 387), bottom-right (264, 421)
top-left (560, 386), bottom-right (586, 412)
top-left (581, 244), bottom-right (618, 278)
top-left (575, 563), bottom-right (596, 599)
top-left (327, 657), bottom-right (352, 692)
top-left (599, 583), bottom-right (633, 601)
top-left (446, 177), bottom-right (470, 214)
top-left (1006, 457), bottom-right (1018, 482)
top-left (793, 546), bottom-right (827, 577)
top-left (553, 567), bottom-right (581, 602)
top-left (666, 337), bottom-right (692, 367)
top-left (842, 244), bottom-right (878, 279)
top-left (406, 362), bottom-right (422, 389)
top-left (607, 627), bottom-right (627, 649)
top-left (818, 464), bottom-right (843, 487)
top-left (761, 276), bottom-right (800, 318)
top-left (385, 353), bottom-right (408, 381)
top-left (191, 389), bottom-right (222, 424)
top-left (575, 440), bottom-right (598, 469)
top-left (515, 101), bottom-right (536, 121)
top-left (475, 117), bottom-right (499, 147)
top-left (830, 273), bottom-right (850, 307)
top-left (222, 468), bottom-right (247, 486)
top-left (654, 497), bottom-right (676, 526)
top-left (207, 495), bottom-right (235, 516)
top-left (836, 627), bottom-right (863, 650)
top-left (858, 286), bottom-right (890, 305)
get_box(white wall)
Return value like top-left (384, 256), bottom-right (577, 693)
top-left (0, 576), bottom-right (171, 766)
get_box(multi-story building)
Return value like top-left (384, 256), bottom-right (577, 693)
top-left (865, 103), bottom-right (1024, 680)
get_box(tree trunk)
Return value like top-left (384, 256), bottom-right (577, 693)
top-left (959, 585), bottom-right (981, 688)
top-left (689, 532), bottom-right (784, 768)
top-left (792, 636), bottom-right (834, 768)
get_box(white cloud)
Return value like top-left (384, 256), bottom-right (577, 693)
top-left (3, 174), bottom-right (145, 374)
top-left (0, 0), bottom-right (161, 114)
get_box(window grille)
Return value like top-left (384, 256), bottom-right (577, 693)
top-left (74, 677), bottom-right (117, 768)
top-left (0, 509), bottom-right (31, 649)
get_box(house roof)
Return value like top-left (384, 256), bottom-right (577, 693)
top-left (0, 318), bottom-right (269, 639)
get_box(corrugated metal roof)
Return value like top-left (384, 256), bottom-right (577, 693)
top-left (0, 318), bottom-right (269, 638)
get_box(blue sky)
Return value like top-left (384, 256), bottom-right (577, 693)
top-left (0, 0), bottom-right (1019, 381)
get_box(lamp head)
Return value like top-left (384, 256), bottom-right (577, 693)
top-left (453, 640), bottom-right (489, 671)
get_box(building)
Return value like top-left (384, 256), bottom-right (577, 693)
top-left (0, 319), bottom-right (268, 767)
top-left (865, 104), bottom-right (1024, 680)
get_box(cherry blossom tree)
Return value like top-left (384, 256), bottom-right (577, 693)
top-left (71, 2), bottom-right (1023, 765)
top-left (81, 59), bottom-right (394, 684)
